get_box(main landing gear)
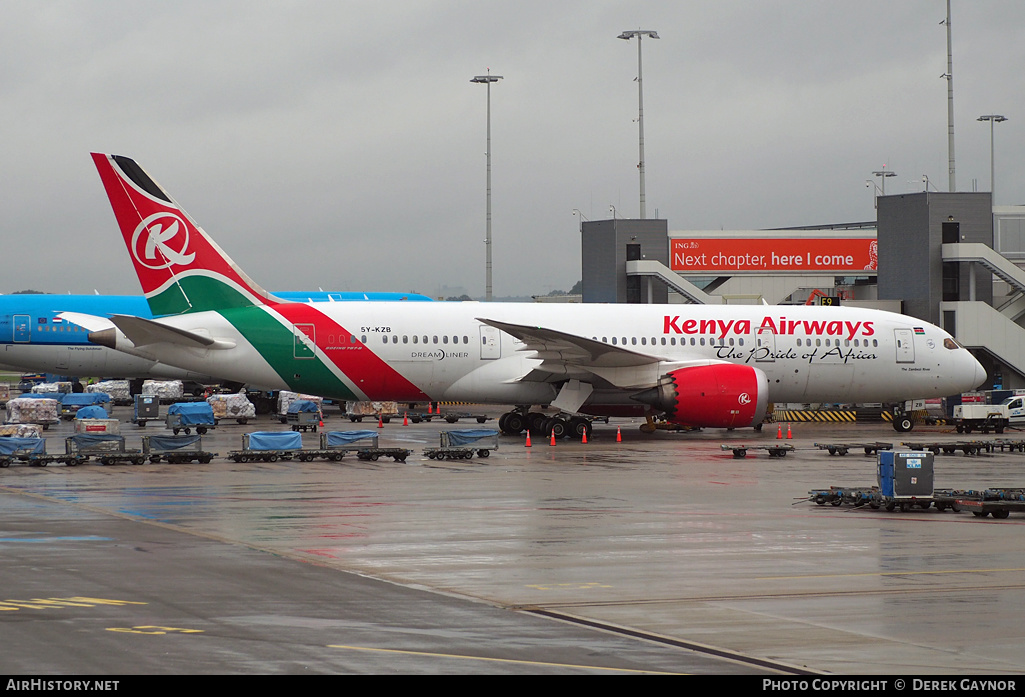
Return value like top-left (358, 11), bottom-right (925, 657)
top-left (498, 407), bottom-right (592, 440)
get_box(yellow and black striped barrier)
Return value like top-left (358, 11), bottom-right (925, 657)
top-left (769, 409), bottom-right (947, 425)
top-left (771, 410), bottom-right (857, 423)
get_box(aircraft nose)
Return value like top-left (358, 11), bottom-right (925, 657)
top-left (972, 355), bottom-right (987, 390)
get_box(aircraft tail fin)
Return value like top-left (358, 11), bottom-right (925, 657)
top-left (90, 153), bottom-right (281, 316)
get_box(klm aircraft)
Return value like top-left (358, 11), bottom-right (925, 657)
top-left (0, 291), bottom-right (430, 380)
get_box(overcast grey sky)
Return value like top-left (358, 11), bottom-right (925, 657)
top-left (2, 1), bottom-right (1023, 298)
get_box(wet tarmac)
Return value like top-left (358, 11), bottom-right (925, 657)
top-left (2, 406), bottom-right (1025, 674)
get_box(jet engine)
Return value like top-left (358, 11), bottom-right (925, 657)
top-left (631, 363), bottom-right (769, 429)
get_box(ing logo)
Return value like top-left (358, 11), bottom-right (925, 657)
top-left (131, 212), bottom-right (196, 270)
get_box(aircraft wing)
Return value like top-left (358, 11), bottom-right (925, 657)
top-left (476, 317), bottom-right (661, 369)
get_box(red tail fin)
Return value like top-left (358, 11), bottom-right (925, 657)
top-left (91, 153), bottom-right (278, 316)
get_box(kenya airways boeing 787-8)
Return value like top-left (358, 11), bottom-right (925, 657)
top-left (68, 153), bottom-right (985, 435)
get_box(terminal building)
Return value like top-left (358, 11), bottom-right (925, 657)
top-left (580, 193), bottom-right (1025, 392)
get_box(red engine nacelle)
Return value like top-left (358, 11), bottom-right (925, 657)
top-left (632, 363), bottom-right (769, 428)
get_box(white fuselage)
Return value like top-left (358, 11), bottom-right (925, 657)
top-left (116, 301), bottom-right (985, 411)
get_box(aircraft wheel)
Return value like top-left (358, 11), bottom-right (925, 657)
top-left (893, 417), bottom-right (913, 433)
top-left (503, 412), bottom-right (526, 435)
top-left (568, 417), bottom-right (591, 440)
top-left (992, 509), bottom-right (1010, 519)
top-left (550, 418), bottom-right (567, 439)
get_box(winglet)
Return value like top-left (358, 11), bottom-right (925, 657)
top-left (90, 153), bottom-right (281, 316)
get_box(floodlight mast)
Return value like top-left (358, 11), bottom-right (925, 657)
top-left (471, 70), bottom-right (503, 301)
top-left (618, 29), bottom-right (659, 219)
top-left (978, 115), bottom-right (1008, 204)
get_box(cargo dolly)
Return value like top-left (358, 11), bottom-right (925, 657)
top-left (406, 412), bottom-right (491, 424)
top-left (314, 431), bottom-right (411, 462)
top-left (813, 442), bottom-right (893, 457)
top-left (988, 438), bottom-right (1025, 453)
top-left (286, 400), bottom-right (322, 432)
top-left (228, 432), bottom-right (304, 463)
top-left (953, 488), bottom-right (1025, 519)
top-left (166, 402), bottom-right (216, 436)
top-left (64, 434), bottom-right (145, 465)
top-left (0, 437), bottom-right (85, 468)
top-left (142, 435), bottom-right (216, 464)
top-left (804, 486), bottom-right (965, 512)
top-left (900, 440), bottom-right (994, 456)
top-left (424, 429), bottom-right (499, 460)
top-left (720, 443), bottom-right (795, 458)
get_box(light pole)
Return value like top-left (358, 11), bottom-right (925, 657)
top-left (872, 168), bottom-right (897, 195)
top-left (977, 114), bottom-right (1007, 204)
top-left (471, 69), bottom-right (503, 301)
top-left (866, 180), bottom-right (883, 209)
top-left (618, 29), bottom-right (659, 219)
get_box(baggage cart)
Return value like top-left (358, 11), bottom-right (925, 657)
top-left (0, 437), bottom-right (46, 468)
top-left (141, 434), bottom-right (216, 464)
top-left (314, 430), bottom-right (411, 462)
top-left (286, 399), bottom-right (322, 432)
top-left (720, 443), bottom-right (795, 458)
top-left (5, 397), bottom-right (60, 430)
top-left (424, 429), bottom-right (499, 460)
top-left (58, 393), bottom-right (112, 420)
top-left (166, 402), bottom-right (216, 435)
top-left (64, 434), bottom-right (144, 465)
top-left (228, 431), bottom-right (304, 462)
top-left (813, 442), bottom-right (893, 457)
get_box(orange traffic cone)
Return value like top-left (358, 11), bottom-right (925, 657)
top-left (550, 431), bottom-right (556, 446)
top-left (787, 423), bottom-right (793, 439)
top-left (581, 429), bottom-right (588, 444)
top-left (777, 424), bottom-right (783, 439)
top-left (616, 426), bottom-right (622, 442)
top-left (525, 431), bottom-right (532, 447)
top-left (378, 415), bottom-right (384, 428)
top-left (403, 412), bottom-right (408, 426)
top-left (428, 402), bottom-right (433, 414)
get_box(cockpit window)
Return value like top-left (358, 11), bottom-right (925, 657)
top-left (943, 338), bottom-right (963, 350)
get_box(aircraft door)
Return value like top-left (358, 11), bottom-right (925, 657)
top-left (480, 325), bottom-right (501, 360)
top-left (894, 329), bottom-right (915, 363)
top-left (13, 315), bottom-right (30, 343)
top-left (293, 324), bottom-right (316, 359)
top-left (755, 327), bottom-right (775, 362)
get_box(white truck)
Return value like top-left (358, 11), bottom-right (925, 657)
top-left (953, 403), bottom-right (1010, 434)
top-left (998, 395), bottom-right (1025, 425)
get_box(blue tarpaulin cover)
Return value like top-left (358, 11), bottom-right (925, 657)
top-left (62, 393), bottom-right (111, 407)
top-left (245, 431), bottom-right (303, 451)
top-left (324, 430), bottom-right (379, 447)
top-left (287, 399), bottom-right (321, 413)
top-left (146, 435), bottom-right (201, 451)
top-left (67, 434), bottom-right (125, 451)
top-left (443, 429), bottom-right (500, 446)
top-left (0, 438), bottom-right (46, 455)
top-left (167, 402), bottom-right (215, 425)
top-left (75, 406), bottom-right (108, 420)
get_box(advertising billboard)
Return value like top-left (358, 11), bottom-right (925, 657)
top-left (670, 238), bottom-right (878, 273)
